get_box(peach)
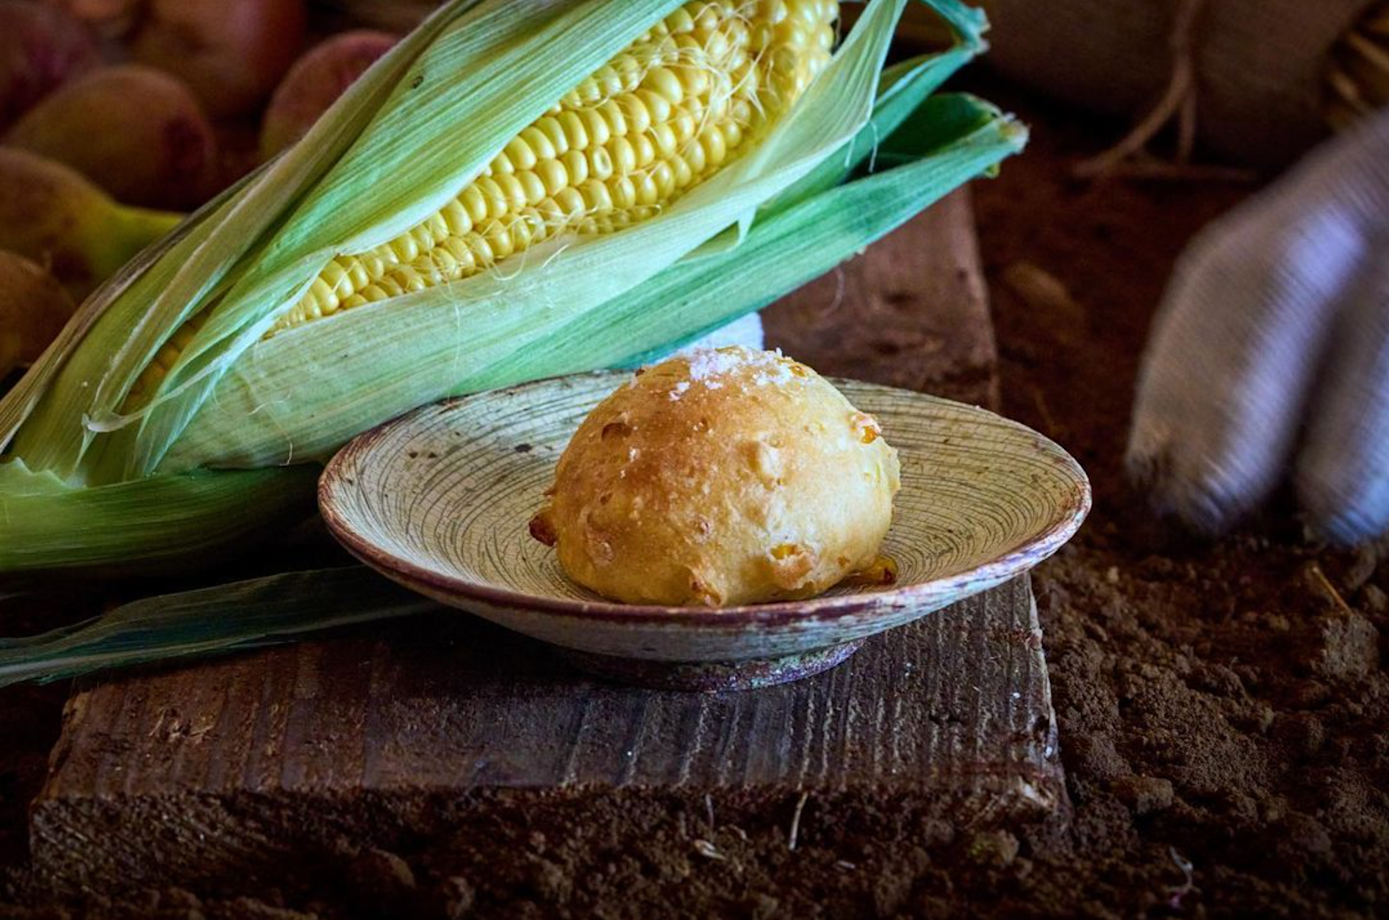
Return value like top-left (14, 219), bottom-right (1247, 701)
top-left (260, 29), bottom-right (396, 160)
top-left (0, 0), bottom-right (100, 130)
top-left (42, 0), bottom-right (141, 39)
top-left (0, 147), bottom-right (181, 298)
top-left (0, 250), bottom-right (77, 380)
top-left (130, 0), bottom-right (307, 118)
top-left (5, 64), bottom-right (217, 209)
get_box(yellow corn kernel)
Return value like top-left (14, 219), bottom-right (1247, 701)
top-left (130, 0), bottom-right (840, 408)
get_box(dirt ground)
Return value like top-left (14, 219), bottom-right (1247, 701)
top-left (1, 78), bottom-right (1385, 919)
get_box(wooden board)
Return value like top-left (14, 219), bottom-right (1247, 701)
top-left (32, 578), bottom-right (1059, 892)
top-left (764, 189), bottom-right (1000, 411)
top-left (31, 189), bottom-right (1058, 895)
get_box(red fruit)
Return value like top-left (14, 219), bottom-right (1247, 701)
top-left (0, 250), bottom-right (77, 380)
top-left (43, 0), bottom-right (141, 39)
top-left (260, 29), bottom-right (396, 160)
top-left (130, 0), bottom-right (308, 118)
top-left (0, 148), bottom-right (182, 299)
top-left (5, 64), bottom-right (217, 209)
top-left (0, 0), bottom-right (100, 130)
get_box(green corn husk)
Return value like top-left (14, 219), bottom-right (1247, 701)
top-left (0, 0), bottom-right (1025, 573)
top-left (0, 567), bottom-right (434, 688)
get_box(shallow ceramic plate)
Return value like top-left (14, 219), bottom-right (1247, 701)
top-left (320, 371), bottom-right (1090, 690)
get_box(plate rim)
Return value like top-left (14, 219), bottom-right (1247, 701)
top-left (318, 371), bottom-right (1091, 628)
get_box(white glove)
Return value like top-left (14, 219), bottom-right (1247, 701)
top-left (1128, 107), bottom-right (1389, 544)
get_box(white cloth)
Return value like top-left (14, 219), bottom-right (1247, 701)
top-left (680, 311), bottom-right (765, 354)
top-left (1128, 107), bottom-right (1389, 543)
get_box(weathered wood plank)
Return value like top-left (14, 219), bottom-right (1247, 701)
top-left (32, 578), bottom-right (1058, 891)
top-left (764, 189), bottom-right (1000, 411)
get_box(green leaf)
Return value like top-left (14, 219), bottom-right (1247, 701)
top-left (775, 0), bottom-right (990, 210)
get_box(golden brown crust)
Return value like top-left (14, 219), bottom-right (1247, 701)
top-left (532, 347), bottom-right (901, 606)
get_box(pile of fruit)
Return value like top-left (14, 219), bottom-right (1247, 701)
top-left (0, 0), bottom-right (399, 379)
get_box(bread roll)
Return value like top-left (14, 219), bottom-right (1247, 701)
top-left (530, 347), bottom-right (901, 606)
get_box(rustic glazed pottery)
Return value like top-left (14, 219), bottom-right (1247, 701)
top-left (319, 372), bottom-right (1090, 690)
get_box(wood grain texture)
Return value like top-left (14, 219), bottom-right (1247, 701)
top-left (764, 189), bottom-right (999, 411)
top-left (32, 185), bottom-right (1061, 895)
top-left (32, 577), bottom-right (1060, 892)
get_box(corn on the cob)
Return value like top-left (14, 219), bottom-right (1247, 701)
top-left (274, 0), bottom-right (839, 329)
top-left (0, 0), bottom-right (1027, 573)
top-left (131, 0), bottom-right (838, 407)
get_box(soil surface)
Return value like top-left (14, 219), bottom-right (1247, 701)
top-left (1, 79), bottom-right (1386, 918)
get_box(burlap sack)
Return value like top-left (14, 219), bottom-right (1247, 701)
top-left (983, 0), bottom-right (1377, 166)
